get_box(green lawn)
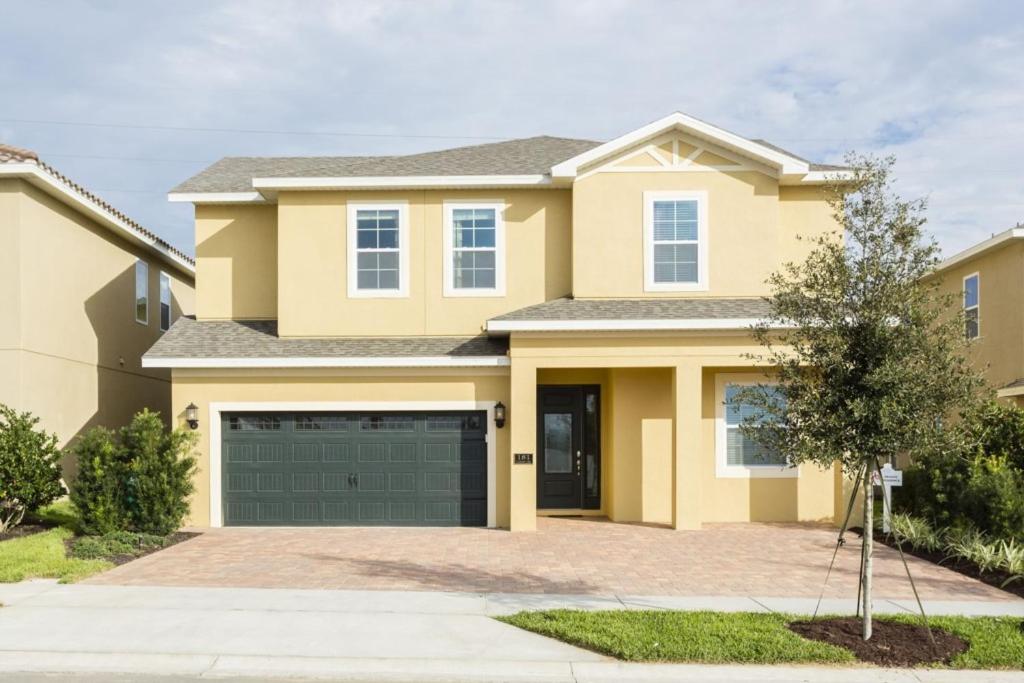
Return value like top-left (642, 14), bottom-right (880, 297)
top-left (498, 610), bottom-right (1024, 669)
top-left (0, 501), bottom-right (112, 583)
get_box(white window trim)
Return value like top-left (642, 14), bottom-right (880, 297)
top-left (643, 190), bottom-right (709, 292)
top-left (346, 201), bottom-right (410, 299)
top-left (207, 401), bottom-right (498, 529)
top-left (715, 374), bottom-right (797, 479)
top-left (134, 260), bottom-right (149, 325)
top-left (963, 272), bottom-right (980, 339)
top-left (442, 200), bottom-right (506, 297)
top-left (159, 271), bottom-right (172, 332)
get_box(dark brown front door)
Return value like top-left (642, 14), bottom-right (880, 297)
top-left (536, 386), bottom-right (600, 509)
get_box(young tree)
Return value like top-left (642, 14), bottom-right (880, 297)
top-left (740, 156), bottom-right (983, 639)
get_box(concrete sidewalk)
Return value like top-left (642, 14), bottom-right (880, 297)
top-left (1, 580), bottom-right (1022, 682)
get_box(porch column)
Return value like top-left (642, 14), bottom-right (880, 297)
top-left (509, 359), bottom-right (538, 531)
top-left (672, 361), bottom-right (702, 530)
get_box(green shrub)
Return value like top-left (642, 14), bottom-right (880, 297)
top-left (898, 400), bottom-right (1024, 538)
top-left (960, 455), bottom-right (1024, 540)
top-left (123, 411), bottom-right (197, 535)
top-left (70, 410), bottom-right (197, 535)
top-left (70, 427), bottom-right (130, 534)
top-left (0, 404), bottom-right (64, 533)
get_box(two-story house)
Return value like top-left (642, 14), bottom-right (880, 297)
top-left (149, 112), bottom-right (850, 531)
top-left (933, 227), bottom-right (1024, 406)
top-left (0, 144), bottom-right (194, 465)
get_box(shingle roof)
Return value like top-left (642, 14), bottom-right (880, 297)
top-left (750, 139), bottom-right (850, 172)
top-left (1, 143), bottom-right (195, 268)
top-left (489, 297), bottom-right (772, 322)
top-left (171, 136), bottom-right (602, 193)
top-left (144, 317), bottom-right (509, 360)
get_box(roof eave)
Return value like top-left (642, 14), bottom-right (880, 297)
top-left (934, 228), bottom-right (1024, 273)
top-left (143, 355), bottom-right (511, 369)
top-left (0, 162), bottom-right (195, 276)
top-left (486, 318), bottom-right (787, 333)
top-left (550, 112), bottom-right (811, 180)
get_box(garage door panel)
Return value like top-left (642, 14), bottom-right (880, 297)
top-left (222, 411), bottom-right (487, 527)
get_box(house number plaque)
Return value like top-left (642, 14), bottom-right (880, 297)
top-left (514, 453), bottom-right (534, 465)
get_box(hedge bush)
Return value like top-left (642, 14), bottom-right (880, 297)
top-left (71, 410), bottom-right (197, 535)
top-left (898, 400), bottom-right (1024, 539)
top-left (0, 405), bottom-right (64, 533)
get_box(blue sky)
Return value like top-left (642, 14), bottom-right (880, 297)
top-left (3, 0), bottom-right (1022, 257)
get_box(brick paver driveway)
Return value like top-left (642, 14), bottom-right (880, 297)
top-left (85, 518), bottom-right (1015, 600)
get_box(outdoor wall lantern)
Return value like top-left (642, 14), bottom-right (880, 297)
top-left (494, 401), bottom-right (506, 429)
top-left (185, 403), bottom-right (200, 430)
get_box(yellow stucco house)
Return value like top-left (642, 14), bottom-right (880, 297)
top-left (933, 227), bottom-right (1024, 406)
top-left (0, 144), bottom-right (195, 453)
top-left (151, 112), bottom-right (851, 531)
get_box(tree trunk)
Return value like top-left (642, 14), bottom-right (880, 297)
top-left (862, 463), bottom-right (874, 640)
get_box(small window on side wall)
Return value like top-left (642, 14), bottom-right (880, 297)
top-left (643, 191), bottom-right (708, 292)
top-left (964, 273), bottom-right (979, 339)
top-left (159, 272), bottom-right (172, 331)
top-left (134, 260), bottom-right (148, 324)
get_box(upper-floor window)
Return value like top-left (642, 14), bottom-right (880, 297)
top-left (347, 202), bottom-right (409, 298)
top-left (134, 260), bottom-right (148, 324)
top-left (643, 191), bottom-right (708, 292)
top-left (159, 271), bottom-right (172, 331)
top-left (964, 273), bottom-right (980, 339)
top-left (443, 201), bottom-right (506, 297)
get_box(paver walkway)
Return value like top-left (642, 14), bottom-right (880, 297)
top-left (85, 517), bottom-right (1016, 600)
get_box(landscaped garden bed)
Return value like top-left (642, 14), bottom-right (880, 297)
top-left (498, 609), bottom-right (1024, 669)
top-left (1, 405), bottom-right (200, 584)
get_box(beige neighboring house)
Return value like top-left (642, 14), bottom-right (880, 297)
top-left (934, 226), bottom-right (1024, 405)
top-left (0, 143), bottom-right (195, 457)
top-left (153, 112), bottom-right (853, 531)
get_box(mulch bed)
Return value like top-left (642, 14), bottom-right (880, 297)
top-left (850, 527), bottom-right (1024, 600)
top-left (63, 531), bottom-right (201, 566)
top-left (789, 617), bottom-right (967, 666)
top-left (0, 523), bottom-right (55, 543)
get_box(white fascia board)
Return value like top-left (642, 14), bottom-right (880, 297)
top-left (998, 384), bottom-right (1024, 398)
top-left (0, 163), bottom-right (195, 276)
top-left (167, 192), bottom-right (266, 204)
top-left (251, 175), bottom-right (553, 190)
top-left (782, 170), bottom-right (855, 185)
top-left (486, 318), bottom-right (781, 332)
top-left (550, 112), bottom-right (810, 179)
top-left (936, 228), bottom-right (1024, 273)
top-left (143, 355), bottom-right (511, 369)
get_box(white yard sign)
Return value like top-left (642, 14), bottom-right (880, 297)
top-left (871, 463), bottom-right (903, 533)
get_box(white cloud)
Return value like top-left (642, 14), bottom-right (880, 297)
top-left (2, 0), bottom-right (1022, 256)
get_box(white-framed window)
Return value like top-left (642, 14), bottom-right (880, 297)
top-left (963, 272), bottom-right (980, 339)
top-left (643, 190), bottom-right (708, 292)
top-left (159, 271), bottom-right (172, 332)
top-left (715, 374), bottom-right (796, 479)
top-left (134, 260), bottom-right (149, 325)
top-left (443, 201), bottom-right (506, 297)
top-left (346, 201), bottom-right (410, 298)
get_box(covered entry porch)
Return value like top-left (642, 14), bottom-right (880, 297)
top-left (505, 333), bottom-right (842, 532)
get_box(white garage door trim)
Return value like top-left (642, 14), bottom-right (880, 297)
top-left (209, 401), bottom-right (498, 528)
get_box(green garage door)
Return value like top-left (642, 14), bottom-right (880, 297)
top-left (221, 411), bottom-right (487, 526)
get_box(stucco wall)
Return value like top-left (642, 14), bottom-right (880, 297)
top-left (195, 203), bottom-right (277, 321)
top-left (2, 178), bottom-right (195, 450)
top-left (570, 170), bottom-right (837, 299)
top-left (274, 189), bottom-right (572, 337)
top-left (933, 242), bottom-right (1024, 396)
